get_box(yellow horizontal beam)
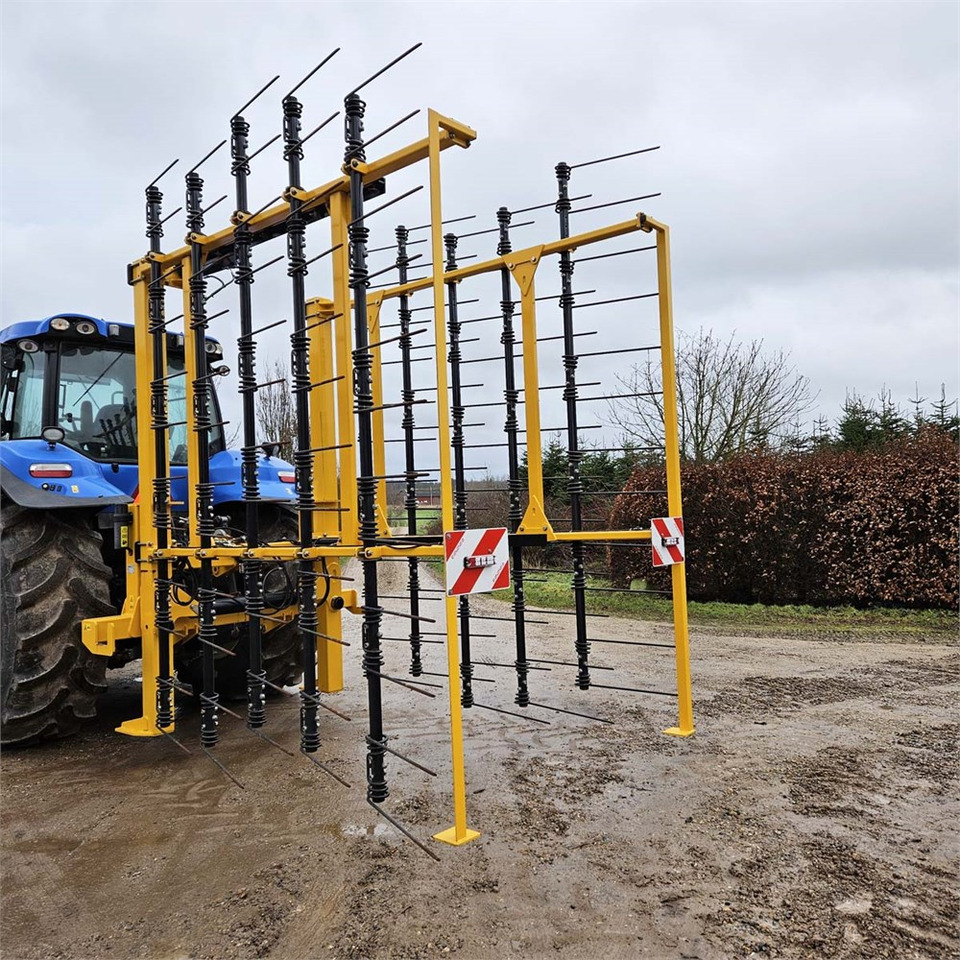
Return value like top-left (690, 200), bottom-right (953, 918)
top-left (552, 530), bottom-right (652, 542)
top-left (373, 215), bottom-right (649, 300)
top-left (361, 544), bottom-right (444, 559)
top-left (150, 545), bottom-right (355, 561)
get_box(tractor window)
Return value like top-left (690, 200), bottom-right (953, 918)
top-left (5, 349), bottom-right (45, 440)
top-left (59, 346), bottom-right (139, 460)
top-left (55, 345), bottom-right (224, 463)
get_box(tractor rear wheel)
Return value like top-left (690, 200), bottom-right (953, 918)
top-left (0, 504), bottom-right (113, 746)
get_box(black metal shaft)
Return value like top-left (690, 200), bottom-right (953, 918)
top-left (396, 225), bottom-right (423, 678)
top-left (346, 93), bottom-right (388, 803)
top-left (556, 162), bottom-right (590, 690)
top-left (496, 207), bottom-right (530, 707)
top-left (231, 113), bottom-right (266, 728)
top-left (145, 183), bottom-right (174, 729)
top-left (284, 93), bottom-right (321, 753)
top-left (186, 170), bottom-right (219, 746)
top-left (445, 232), bottom-right (474, 709)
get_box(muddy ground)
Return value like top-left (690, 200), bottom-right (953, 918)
top-left (1, 560), bottom-right (958, 960)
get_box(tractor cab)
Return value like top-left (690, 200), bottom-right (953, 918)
top-left (0, 314), bottom-right (295, 509)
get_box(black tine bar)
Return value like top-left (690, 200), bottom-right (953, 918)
top-left (368, 799), bottom-right (442, 862)
top-left (233, 75), bottom-right (280, 118)
top-left (202, 746), bottom-right (245, 790)
top-left (155, 722), bottom-right (192, 755)
top-left (455, 219), bottom-right (535, 240)
top-left (419, 672), bottom-right (496, 685)
top-left (475, 660), bottom-right (552, 672)
top-left (368, 237), bottom-right (429, 254)
top-left (366, 669), bottom-right (438, 698)
top-left (364, 253), bottom-right (424, 283)
top-left (363, 604), bottom-right (436, 624)
top-left (188, 139), bottom-right (227, 174)
top-left (509, 194), bottom-right (591, 215)
top-left (408, 296), bottom-right (480, 312)
top-left (366, 736), bottom-right (437, 777)
top-left (350, 185), bottom-right (424, 225)
top-left (587, 638), bottom-right (677, 649)
top-left (528, 701), bottom-right (614, 723)
top-left (586, 683), bottom-right (677, 697)
top-left (285, 48), bottom-right (340, 99)
top-left (301, 748), bottom-right (353, 789)
top-left (528, 658), bottom-right (614, 671)
top-left (148, 157), bottom-right (179, 187)
top-left (284, 110), bottom-right (339, 158)
top-left (408, 213), bottom-right (476, 232)
top-left (158, 205), bottom-right (183, 226)
top-left (348, 42), bottom-right (422, 96)
top-left (242, 132), bottom-right (282, 168)
top-left (249, 318), bottom-right (288, 338)
top-left (569, 193), bottom-right (661, 215)
top-left (574, 243), bottom-right (656, 264)
top-left (473, 703), bottom-right (551, 724)
top-left (573, 292), bottom-right (659, 311)
top-left (570, 145), bottom-right (660, 170)
top-left (304, 241), bottom-right (344, 268)
top-left (363, 109), bottom-right (421, 150)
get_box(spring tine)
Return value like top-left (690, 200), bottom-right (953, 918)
top-left (349, 42), bottom-right (422, 96)
top-left (475, 660), bottom-right (552, 672)
top-left (364, 108), bottom-right (421, 150)
top-left (202, 746), bottom-right (245, 789)
top-left (365, 253), bottom-right (424, 283)
top-left (586, 638), bottom-right (676, 649)
top-left (408, 214), bottom-right (476, 232)
top-left (301, 750), bottom-right (353, 789)
top-left (248, 318), bottom-right (288, 338)
top-left (419, 671), bottom-right (495, 684)
top-left (243, 193), bottom-right (285, 223)
top-left (188, 139), bottom-right (228, 174)
top-left (305, 311), bottom-right (342, 332)
top-left (350, 185), bottom-right (423, 225)
top-left (365, 669), bottom-right (437, 698)
top-left (527, 658), bottom-right (614, 671)
top-left (155, 722), bottom-right (192, 755)
top-left (285, 48), bottom-right (340, 99)
top-left (197, 635), bottom-right (239, 658)
top-left (509, 194), bottom-right (591, 215)
top-left (233, 74), bottom-right (281, 118)
top-left (243, 132), bottom-right (282, 167)
top-left (570, 192), bottom-right (661, 215)
top-left (573, 293), bottom-right (659, 312)
top-left (473, 702), bottom-right (550, 724)
top-left (382, 636), bottom-right (444, 645)
top-left (368, 799), bottom-right (441, 862)
top-left (586, 683), bottom-right (677, 697)
top-left (574, 243), bottom-right (656, 264)
top-left (368, 237), bottom-right (429, 254)
top-left (569, 145), bottom-right (660, 169)
top-left (528, 701), bottom-right (614, 723)
top-left (285, 110), bottom-right (340, 157)
top-left (216, 700), bottom-right (296, 757)
top-left (304, 242), bottom-right (344, 268)
top-left (454, 219), bottom-right (535, 240)
top-left (158, 205), bottom-right (183, 226)
top-left (148, 158), bottom-right (179, 187)
top-left (366, 736), bottom-right (437, 777)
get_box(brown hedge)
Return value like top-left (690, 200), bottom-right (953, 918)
top-left (608, 429), bottom-right (959, 609)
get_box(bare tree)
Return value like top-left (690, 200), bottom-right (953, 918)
top-left (608, 328), bottom-right (814, 462)
top-left (255, 357), bottom-right (296, 455)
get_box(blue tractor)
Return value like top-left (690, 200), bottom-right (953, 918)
top-left (0, 313), bottom-right (302, 745)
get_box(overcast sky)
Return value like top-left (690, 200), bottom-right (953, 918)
top-left (1, 1), bottom-right (957, 470)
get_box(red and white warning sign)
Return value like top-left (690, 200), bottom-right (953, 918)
top-left (651, 516), bottom-right (685, 567)
top-left (444, 527), bottom-right (511, 597)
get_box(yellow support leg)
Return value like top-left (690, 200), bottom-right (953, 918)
top-left (426, 109), bottom-right (479, 847)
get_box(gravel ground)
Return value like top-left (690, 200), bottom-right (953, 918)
top-left (1, 560), bottom-right (957, 960)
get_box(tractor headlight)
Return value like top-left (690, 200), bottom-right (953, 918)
top-left (204, 341), bottom-right (221, 356)
top-left (49, 317), bottom-right (71, 332)
top-left (75, 321), bottom-right (97, 335)
top-left (18, 340), bottom-right (39, 353)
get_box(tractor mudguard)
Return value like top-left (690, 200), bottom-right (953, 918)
top-left (0, 441), bottom-right (131, 509)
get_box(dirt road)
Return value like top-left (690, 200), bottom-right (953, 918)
top-left (1, 561), bottom-right (957, 960)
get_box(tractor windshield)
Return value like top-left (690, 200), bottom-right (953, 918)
top-left (1, 342), bottom-right (224, 464)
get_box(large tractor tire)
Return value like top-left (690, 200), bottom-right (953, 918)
top-left (177, 508), bottom-right (302, 699)
top-left (0, 504), bottom-right (113, 746)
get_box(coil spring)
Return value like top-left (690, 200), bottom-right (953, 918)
top-left (283, 96), bottom-right (303, 161)
top-left (230, 115), bottom-right (251, 177)
top-left (496, 207), bottom-right (512, 256)
top-left (185, 172), bottom-right (204, 234)
top-left (343, 94), bottom-right (366, 164)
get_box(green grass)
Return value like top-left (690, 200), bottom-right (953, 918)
top-left (500, 571), bottom-right (958, 639)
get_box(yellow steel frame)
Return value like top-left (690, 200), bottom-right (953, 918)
top-left (85, 107), bottom-right (692, 849)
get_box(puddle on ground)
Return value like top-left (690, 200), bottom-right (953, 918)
top-left (339, 823), bottom-right (394, 838)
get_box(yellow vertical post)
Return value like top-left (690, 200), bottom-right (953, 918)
top-left (367, 293), bottom-right (391, 537)
top-left (116, 261), bottom-right (164, 736)
top-left (655, 224), bottom-right (695, 737)
top-left (329, 189), bottom-right (359, 547)
top-left (428, 110), bottom-right (480, 847)
top-left (509, 254), bottom-right (553, 537)
top-left (307, 297), bottom-right (344, 693)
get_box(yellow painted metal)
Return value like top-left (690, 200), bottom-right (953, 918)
top-left (366, 293), bottom-right (392, 538)
top-left (508, 253), bottom-right (555, 538)
top-left (306, 296), bottom-right (346, 693)
top-left (328, 189), bottom-right (360, 547)
top-left (645, 219), bottom-right (695, 738)
top-left (553, 530), bottom-right (652, 542)
top-left (427, 109), bottom-right (480, 848)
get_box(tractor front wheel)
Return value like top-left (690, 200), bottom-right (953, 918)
top-left (0, 504), bottom-right (114, 746)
